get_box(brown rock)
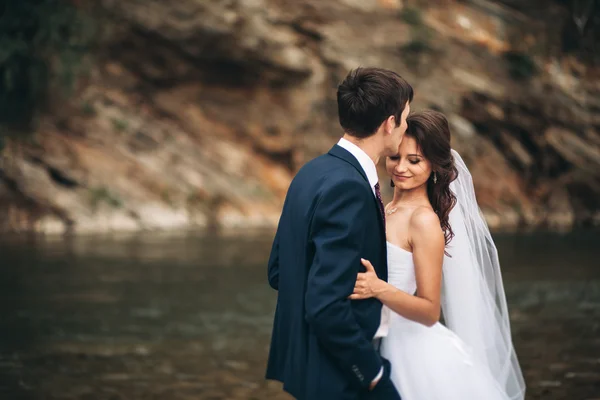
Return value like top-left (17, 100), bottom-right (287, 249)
top-left (1, 0), bottom-right (599, 233)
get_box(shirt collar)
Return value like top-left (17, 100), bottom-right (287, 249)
top-left (337, 138), bottom-right (379, 189)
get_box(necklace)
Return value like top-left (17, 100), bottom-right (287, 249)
top-left (385, 207), bottom-right (398, 215)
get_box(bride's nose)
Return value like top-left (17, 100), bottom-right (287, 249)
top-left (395, 160), bottom-right (408, 173)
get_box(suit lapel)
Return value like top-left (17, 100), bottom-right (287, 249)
top-left (328, 145), bottom-right (369, 182)
top-left (328, 145), bottom-right (386, 235)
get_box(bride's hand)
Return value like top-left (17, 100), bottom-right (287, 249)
top-left (349, 258), bottom-right (386, 300)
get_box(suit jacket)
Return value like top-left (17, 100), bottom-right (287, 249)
top-left (266, 144), bottom-right (389, 400)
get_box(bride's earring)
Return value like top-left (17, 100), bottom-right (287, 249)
top-left (433, 172), bottom-right (437, 184)
top-left (390, 179), bottom-right (395, 188)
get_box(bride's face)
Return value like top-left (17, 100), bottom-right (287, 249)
top-left (386, 135), bottom-right (432, 190)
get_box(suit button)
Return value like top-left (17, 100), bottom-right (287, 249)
top-left (351, 365), bottom-right (364, 381)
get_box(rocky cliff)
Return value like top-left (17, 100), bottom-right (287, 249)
top-left (1, 0), bottom-right (598, 234)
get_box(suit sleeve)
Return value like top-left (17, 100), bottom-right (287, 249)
top-left (305, 179), bottom-right (382, 389)
top-left (267, 229), bottom-right (280, 290)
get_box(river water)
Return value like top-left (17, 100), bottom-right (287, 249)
top-left (0, 230), bottom-right (598, 399)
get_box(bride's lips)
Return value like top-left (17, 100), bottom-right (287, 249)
top-left (394, 175), bottom-right (411, 181)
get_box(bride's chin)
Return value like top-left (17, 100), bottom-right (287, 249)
top-left (395, 182), bottom-right (422, 191)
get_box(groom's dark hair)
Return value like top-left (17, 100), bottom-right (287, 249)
top-left (337, 67), bottom-right (413, 138)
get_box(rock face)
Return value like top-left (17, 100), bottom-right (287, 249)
top-left (0, 0), bottom-right (598, 233)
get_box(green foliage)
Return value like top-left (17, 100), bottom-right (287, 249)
top-left (503, 51), bottom-right (538, 80)
top-left (400, 22), bottom-right (435, 72)
top-left (81, 101), bottom-right (96, 116)
top-left (397, 5), bottom-right (436, 72)
top-left (400, 38), bottom-right (434, 70)
top-left (161, 189), bottom-right (174, 207)
top-left (399, 7), bottom-right (423, 26)
top-left (402, 38), bottom-right (433, 55)
top-left (89, 187), bottom-right (122, 210)
top-left (0, 0), bottom-right (97, 133)
top-left (111, 117), bottom-right (129, 132)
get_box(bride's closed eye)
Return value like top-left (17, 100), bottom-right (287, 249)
top-left (390, 155), bottom-right (400, 161)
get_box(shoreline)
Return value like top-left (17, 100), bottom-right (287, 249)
top-left (1, 216), bottom-right (598, 240)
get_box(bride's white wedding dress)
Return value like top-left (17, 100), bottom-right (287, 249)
top-left (380, 241), bottom-right (516, 400)
top-left (378, 150), bottom-right (525, 400)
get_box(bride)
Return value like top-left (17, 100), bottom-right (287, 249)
top-left (351, 110), bottom-right (526, 400)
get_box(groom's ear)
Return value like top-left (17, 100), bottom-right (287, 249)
top-left (384, 115), bottom-right (396, 135)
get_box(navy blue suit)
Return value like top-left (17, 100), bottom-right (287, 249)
top-left (266, 145), bottom-right (401, 400)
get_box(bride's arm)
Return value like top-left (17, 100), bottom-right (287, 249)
top-left (351, 210), bottom-right (445, 327)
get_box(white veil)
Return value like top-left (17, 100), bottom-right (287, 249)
top-left (441, 150), bottom-right (526, 400)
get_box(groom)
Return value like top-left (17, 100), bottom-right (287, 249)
top-left (266, 67), bottom-right (413, 399)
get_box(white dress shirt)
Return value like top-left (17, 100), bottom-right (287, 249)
top-left (337, 138), bottom-right (379, 196)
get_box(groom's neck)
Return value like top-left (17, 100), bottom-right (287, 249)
top-left (342, 133), bottom-right (382, 165)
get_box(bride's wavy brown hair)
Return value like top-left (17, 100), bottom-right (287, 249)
top-left (405, 110), bottom-right (458, 247)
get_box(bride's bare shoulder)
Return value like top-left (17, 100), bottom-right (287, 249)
top-left (409, 206), bottom-right (443, 242)
top-left (409, 206), bottom-right (439, 226)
